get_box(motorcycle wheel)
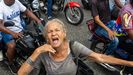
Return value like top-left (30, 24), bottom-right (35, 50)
top-left (81, 0), bottom-right (91, 10)
top-left (90, 40), bottom-right (106, 54)
top-left (65, 6), bottom-right (84, 25)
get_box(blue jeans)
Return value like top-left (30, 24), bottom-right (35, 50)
top-left (95, 20), bottom-right (119, 55)
top-left (47, 0), bottom-right (52, 17)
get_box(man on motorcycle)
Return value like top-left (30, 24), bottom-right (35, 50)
top-left (120, 0), bottom-right (133, 40)
top-left (91, 0), bottom-right (119, 55)
top-left (0, 0), bottom-right (41, 74)
top-left (117, 0), bottom-right (133, 56)
top-left (115, 0), bottom-right (133, 73)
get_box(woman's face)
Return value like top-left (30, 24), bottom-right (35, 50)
top-left (4, 0), bottom-right (15, 6)
top-left (46, 22), bottom-right (66, 48)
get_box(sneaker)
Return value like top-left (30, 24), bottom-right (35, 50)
top-left (48, 16), bottom-right (52, 20)
top-left (8, 63), bottom-right (18, 74)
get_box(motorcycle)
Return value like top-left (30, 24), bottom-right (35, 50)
top-left (19, 0), bottom-right (41, 25)
top-left (39, 0), bottom-right (84, 25)
top-left (81, 0), bottom-right (92, 10)
top-left (2, 21), bottom-right (46, 68)
top-left (86, 19), bottom-right (133, 75)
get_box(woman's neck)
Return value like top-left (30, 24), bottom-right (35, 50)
top-left (51, 40), bottom-right (69, 57)
top-left (55, 40), bottom-right (68, 52)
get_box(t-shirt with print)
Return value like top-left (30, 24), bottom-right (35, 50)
top-left (32, 41), bottom-right (93, 75)
top-left (0, 0), bottom-right (26, 32)
top-left (120, 3), bottom-right (133, 30)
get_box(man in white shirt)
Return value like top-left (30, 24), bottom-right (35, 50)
top-left (0, 0), bottom-right (41, 74)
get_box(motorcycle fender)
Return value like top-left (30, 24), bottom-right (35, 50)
top-left (64, 2), bottom-right (80, 11)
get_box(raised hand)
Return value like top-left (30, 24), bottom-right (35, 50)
top-left (36, 44), bottom-right (56, 54)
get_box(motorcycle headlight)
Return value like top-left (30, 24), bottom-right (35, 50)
top-left (32, 1), bottom-right (39, 9)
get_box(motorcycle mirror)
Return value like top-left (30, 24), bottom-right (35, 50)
top-left (4, 21), bottom-right (15, 27)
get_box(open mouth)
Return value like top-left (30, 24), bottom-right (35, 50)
top-left (52, 38), bottom-right (59, 44)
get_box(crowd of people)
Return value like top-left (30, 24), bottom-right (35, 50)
top-left (0, 0), bottom-right (132, 75)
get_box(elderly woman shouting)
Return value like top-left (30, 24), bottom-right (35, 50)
top-left (18, 19), bottom-right (133, 75)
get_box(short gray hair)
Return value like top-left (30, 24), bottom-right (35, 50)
top-left (43, 18), bottom-right (67, 37)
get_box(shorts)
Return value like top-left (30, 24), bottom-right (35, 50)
top-left (1, 32), bottom-right (14, 44)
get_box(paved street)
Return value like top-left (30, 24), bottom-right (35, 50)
top-left (0, 0), bottom-right (120, 75)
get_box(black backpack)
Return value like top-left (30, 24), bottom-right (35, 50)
top-left (69, 41), bottom-right (94, 75)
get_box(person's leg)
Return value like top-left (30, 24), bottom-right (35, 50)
top-left (0, 32), bottom-right (3, 61)
top-left (47, 0), bottom-right (52, 19)
top-left (95, 20), bottom-right (119, 55)
top-left (1, 33), bottom-right (18, 73)
top-left (105, 37), bottom-right (119, 55)
top-left (6, 42), bottom-right (16, 64)
top-left (2, 33), bottom-right (16, 64)
top-left (0, 32), bottom-right (2, 49)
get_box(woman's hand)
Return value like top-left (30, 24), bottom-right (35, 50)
top-left (36, 44), bottom-right (56, 54)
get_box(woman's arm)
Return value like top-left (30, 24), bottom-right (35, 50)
top-left (18, 49), bottom-right (41, 75)
top-left (88, 52), bottom-right (133, 67)
top-left (18, 44), bottom-right (56, 75)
